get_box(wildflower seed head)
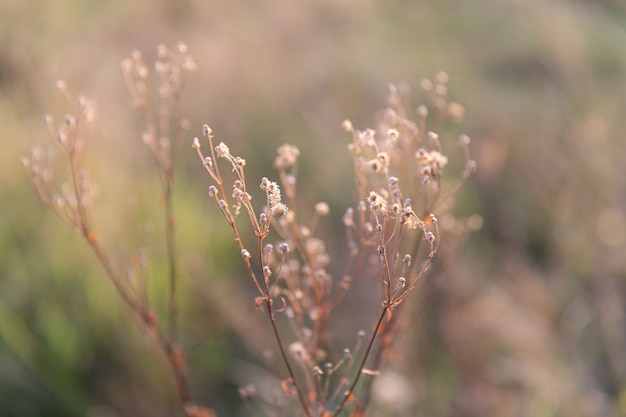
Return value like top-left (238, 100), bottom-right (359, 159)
top-left (219, 199), bottom-right (227, 208)
top-left (368, 191), bottom-right (387, 211)
top-left (81, 98), bottom-right (97, 122)
top-left (202, 124), bottom-right (212, 136)
top-left (459, 134), bottom-right (471, 146)
top-left (387, 128), bottom-right (399, 141)
top-left (312, 366), bottom-right (323, 376)
top-left (234, 156), bottom-right (246, 167)
top-left (429, 213), bottom-right (438, 223)
top-left (403, 254), bottom-right (411, 265)
top-left (263, 265), bottom-right (271, 277)
top-left (43, 114), bottom-right (54, 126)
top-left (302, 327), bottom-right (313, 340)
top-left (274, 144), bottom-right (300, 168)
top-left (420, 78), bottom-right (433, 92)
top-left (64, 114), bottom-right (76, 127)
top-left (416, 149), bottom-right (448, 177)
top-left (363, 128), bottom-right (376, 144)
top-left (259, 212), bottom-right (267, 224)
top-left (299, 225), bottom-right (311, 238)
top-left (468, 214), bottom-right (483, 230)
top-left (55, 80), bottom-right (67, 92)
top-left (368, 159), bottom-right (382, 173)
top-left (449, 102), bottom-right (465, 121)
top-left (203, 156), bottom-right (212, 167)
top-left (154, 60), bottom-right (167, 74)
top-left (238, 386), bottom-right (250, 399)
top-left (343, 348), bottom-right (352, 359)
top-left (315, 202), bottom-right (330, 216)
top-left (56, 131), bottom-right (67, 144)
top-left (208, 185), bottom-right (217, 197)
top-left (264, 181), bottom-right (287, 217)
top-left (426, 232), bottom-right (435, 242)
top-left (289, 342), bottom-right (307, 363)
top-left (398, 277), bottom-right (406, 286)
top-left (30, 147), bottom-right (44, 161)
top-left (120, 58), bottom-right (133, 72)
top-left (468, 159), bottom-right (478, 172)
top-left (341, 119), bottom-right (353, 132)
top-left (29, 164), bottom-right (41, 177)
top-left (136, 65), bottom-right (149, 79)
top-left (343, 207), bottom-right (355, 228)
top-left (261, 246), bottom-right (273, 259)
top-left (215, 142), bottom-right (229, 158)
top-left (175, 41), bottom-right (189, 54)
top-left (417, 104), bottom-right (428, 118)
top-left (389, 176), bottom-right (399, 186)
top-left (241, 249), bottom-right (251, 259)
top-left (271, 203), bottom-right (288, 218)
top-left (427, 131), bottom-right (439, 142)
top-left (192, 137), bottom-right (200, 149)
top-left (156, 43), bottom-right (168, 58)
top-left (357, 330), bottom-right (366, 340)
top-left (279, 242), bottom-right (289, 253)
top-left (181, 57), bottom-right (197, 72)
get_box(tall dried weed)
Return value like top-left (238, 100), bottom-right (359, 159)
top-left (23, 44), bottom-right (476, 417)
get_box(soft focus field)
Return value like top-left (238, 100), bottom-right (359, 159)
top-left (2, 1), bottom-right (626, 416)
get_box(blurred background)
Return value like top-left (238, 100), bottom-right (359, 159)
top-left (2, 0), bottom-right (626, 416)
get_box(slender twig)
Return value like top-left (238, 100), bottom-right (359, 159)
top-left (332, 306), bottom-right (388, 417)
top-left (257, 238), bottom-right (312, 417)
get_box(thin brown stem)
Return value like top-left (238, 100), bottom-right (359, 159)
top-left (332, 306), bottom-right (388, 417)
top-left (164, 182), bottom-right (179, 346)
top-left (265, 297), bottom-right (312, 417)
top-left (256, 237), bottom-right (312, 417)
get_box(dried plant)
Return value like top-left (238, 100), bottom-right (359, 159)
top-left (22, 44), bottom-right (213, 417)
top-left (193, 74), bottom-right (475, 416)
top-left (23, 44), bottom-right (475, 417)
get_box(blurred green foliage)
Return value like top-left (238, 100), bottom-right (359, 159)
top-left (2, 0), bottom-right (626, 416)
